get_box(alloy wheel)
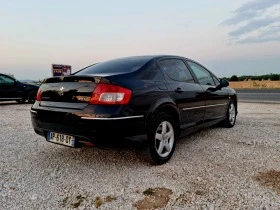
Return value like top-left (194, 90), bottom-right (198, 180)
top-left (154, 121), bottom-right (175, 158)
top-left (229, 103), bottom-right (236, 125)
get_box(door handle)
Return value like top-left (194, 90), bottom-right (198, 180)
top-left (175, 87), bottom-right (184, 93)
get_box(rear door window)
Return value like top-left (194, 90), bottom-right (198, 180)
top-left (158, 59), bottom-right (194, 83)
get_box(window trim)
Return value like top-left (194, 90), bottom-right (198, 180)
top-left (156, 58), bottom-right (195, 83)
top-left (211, 73), bottom-right (221, 86)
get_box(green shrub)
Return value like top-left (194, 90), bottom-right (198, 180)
top-left (270, 74), bottom-right (280, 81)
top-left (230, 75), bottom-right (239, 81)
top-left (263, 75), bottom-right (270, 80)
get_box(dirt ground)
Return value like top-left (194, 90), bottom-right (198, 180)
top-left (1, 102), bottom-right (280, 209)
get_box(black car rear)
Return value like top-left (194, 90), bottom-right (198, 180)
top-left (31, 56), bottom-right (158, 145)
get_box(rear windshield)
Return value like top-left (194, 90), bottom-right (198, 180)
top-left (75, 57), bottom-right (150, 75)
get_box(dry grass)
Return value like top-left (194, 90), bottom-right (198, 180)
top-left (105, 195), bottom-right (117, 202)
top-left (253, 170), bottom-right (280, 195)
top-left (229, 81), bottom-right (280, 89)
top-left (143, 188), bottom-right (155, 196)
top-left (94, 196), bottom-right (103, 208)
top-left (134, 188), bottom-right (173, 210)
top-left (70, 194), bottom-right (87, 208)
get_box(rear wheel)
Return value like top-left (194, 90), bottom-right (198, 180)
top-left (145, 112), bottom-right (177, 165)
top-left (224, 100), bottom-right (236, 128)
top-left (16, 99), bottom-right (26, 103)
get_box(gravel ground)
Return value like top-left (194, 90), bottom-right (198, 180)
top-left (0, 102), bottom-right (280, 209)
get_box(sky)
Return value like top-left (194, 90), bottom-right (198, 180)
top-left (1, 0), bottom-right (280, 80)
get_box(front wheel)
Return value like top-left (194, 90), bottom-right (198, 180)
top-left (146, 112), bottom-right (177, 165)
top-left (224, 100), bottom-right (237, 128)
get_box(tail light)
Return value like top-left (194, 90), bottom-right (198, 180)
top-left (36, 89), bottom-right (42, 101)
top-left (90, 83), bottom-right (132, 105)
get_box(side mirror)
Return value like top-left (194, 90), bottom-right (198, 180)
top-left (220, 79), bottom-right (229, 87)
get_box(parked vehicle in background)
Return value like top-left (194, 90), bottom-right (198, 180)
top-left (30, 55), bottom-right (238, 164)
top-left (0, 73), bottom-right (39, 103)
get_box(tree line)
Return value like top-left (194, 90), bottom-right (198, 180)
top-left (224, 74), bottom-right (280, 82)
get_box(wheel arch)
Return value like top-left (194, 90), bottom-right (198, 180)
top-left (229, 93), bottom-right (238, 114)
top-left (21, 88), bottom-right (35, 101)
top-left (27, 89), bottom-right (38, 102)
top-left (145, 98), bottom-right (181, 134)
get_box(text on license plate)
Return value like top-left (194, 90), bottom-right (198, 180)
top-left (47, 132), bottom-right (75, 147)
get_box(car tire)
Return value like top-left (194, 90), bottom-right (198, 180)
top-left (224, 100), bottom-right (237, 128)
top-left (28, 90), bottom-right (37, 103)
top-left (145, 112), bottom-right (177, 165)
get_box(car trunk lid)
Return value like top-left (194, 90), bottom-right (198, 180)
top-left (38, 76), bottom-right (101, 109)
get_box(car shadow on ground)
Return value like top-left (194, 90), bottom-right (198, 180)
top-left (95, 135), bottom-right (148, 150)
top-left (0, 101), bottom-right (33, 106)
top-left (33, 135), bottom-right (150, 167)
top-left (33, 126), bottom-right (220, 168)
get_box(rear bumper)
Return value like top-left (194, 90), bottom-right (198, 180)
top-left (31, 109), bottom-right (147, 145)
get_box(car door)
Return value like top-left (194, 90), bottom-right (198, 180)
top-left (0, 74), bottom-right (22, 99)
top-left (158, 58), bottom-right (205, 128)
top-left (186, 61), bottom-right (229, 122)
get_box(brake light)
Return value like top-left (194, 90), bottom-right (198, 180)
top-left (36, 89), bottom-right (42, 101)
top-left (90, 84), bottom-right (132, 105)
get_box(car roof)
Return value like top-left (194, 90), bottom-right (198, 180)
top-left (93, 55), bottom-right (202, 71)
top-left (109, 55), bottom-right (194, 62)
top-left (0, 73), bottom-right (12, 77)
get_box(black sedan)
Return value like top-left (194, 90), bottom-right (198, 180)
top-left (31, 55), bottom-right (237, 164)
top-left (0, 73), bottom-right (39, 103)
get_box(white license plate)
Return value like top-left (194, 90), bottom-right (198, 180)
top-left (47, 132), bottom-right (75, 147)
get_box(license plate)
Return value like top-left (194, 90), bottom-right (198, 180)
top-left (47, 132), bottom-right (75, 147)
